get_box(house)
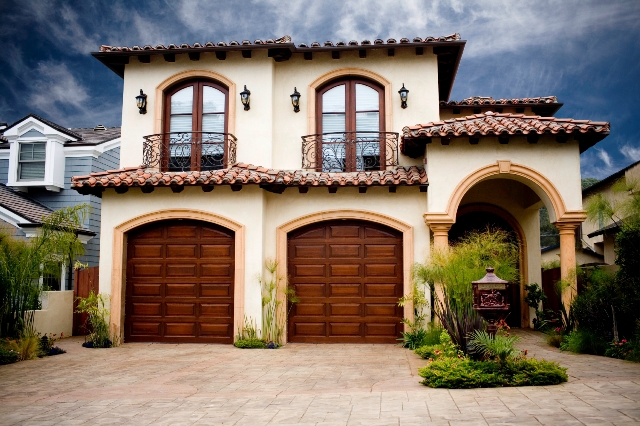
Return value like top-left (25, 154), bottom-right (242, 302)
top-left (0, 114), bottom-right (121, 290)
top-left (71, 34), bottom-right (610, 344)
top-left (581, 159), bottom-right (640, 265)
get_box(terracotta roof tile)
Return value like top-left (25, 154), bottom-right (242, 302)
top-left (402, 112), bottom-right (610, 139)
top-left (98, 34), bottom-right (461, 53)
top-left (71, 164), bottom-right (427, 193)
top-left (440, 96), bottom-right (559, 107)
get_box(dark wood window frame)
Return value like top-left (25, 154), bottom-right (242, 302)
top-left (316, 78), bottom-right (386, 172)
top-left (163, 79), bottom-right (229, 171)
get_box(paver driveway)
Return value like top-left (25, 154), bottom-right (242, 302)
top-left (1, 330), bottom-right (640, 425)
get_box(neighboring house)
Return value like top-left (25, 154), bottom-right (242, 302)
top-left (0, 114), bottom-right (121, 289)
top-left (72, 34), bottom-right (610, 343)
top-left (540, 243), bottom-right (604, 267)
top-left (580, 159), bottom-right (640, 265)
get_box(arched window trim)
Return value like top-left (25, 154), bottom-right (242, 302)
top-left (163, 79), bottom-right (229, 134)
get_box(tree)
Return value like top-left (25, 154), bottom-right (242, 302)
top-left (0, 205), bottom-right (87, 338)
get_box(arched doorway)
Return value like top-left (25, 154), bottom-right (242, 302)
top-left (287, 219), bottom-right (403, 343)
top-left (450, 205), bottom-right (523, 327)
top-left (125, 219), bottom-right (235, 343)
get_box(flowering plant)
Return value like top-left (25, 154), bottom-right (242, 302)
top-left (604, 339), bottom-right (633, 360)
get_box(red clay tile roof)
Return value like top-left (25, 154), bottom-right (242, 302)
top-left (71, 164), bottom-right (427, 194)
top-left (401, 112), bottom-right (610, 156)
top-left (403, 112), bottom-right (610, 139)
top-left (440, 96), bottom-right (559, 107)
top-left (98, 34), bottom-right (461, 52)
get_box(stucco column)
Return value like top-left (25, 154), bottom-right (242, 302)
top-left (555, 222), bottom-right (580, 312)
top-left (427, 222), bottom-right (452, 317)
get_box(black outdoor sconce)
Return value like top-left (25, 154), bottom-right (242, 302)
top-left (135, 89), bottom-right (147, 114)
top-left (398, 83), bottom-right (409, 109)
top-left (240, 85), bottom-right (251, 111)
top-left (290, 87), bottom-right (301, 113)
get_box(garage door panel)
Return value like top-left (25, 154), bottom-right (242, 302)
top-left (364, 283), bottom-right (398, 297)
top-left (133, 244), bottom-right (163, 258)
top-left (126, 220), bottom-right (234, 343)
top-left (166, 303), bottom-right (196, 316)
top-left (201, 244), bottom-right (232, 258)
top-left (329, 245), bottom-right (360, 258)
top-left (132, 303), bottom-right (162, 316)
top-left (166, 244), bottom-right (197, 258)
top-left (366, 323), bottom-right (398, 336)
top-left (295, 303), bottom-right (325, 316)
top-left (200, 304), bottom-right (232, 317)
top-left (288, 220), bottom-right (402, 343)
top-left (329, 283), bottom-right (361, 297)
top-left (131, 322), bottom-right (161, 336)
top-left (294, 245), bottom-right (326, 258)
top-left (330, 322), bottom-right (361, 336)
top-left (365, 264), bottom-right (397, 277)
top-left (201, 283), bottom-right (231, 297)
top-left (166, 264), bottom-right (197, 277)
top-left (329, 264), bottom-right (360, 277)
top-left (132, 283), bottom-right (162, 296)
top-left (294, 322), bottom-right (326, 336)
top-left (200, 323), bottom-right (231, 336)
top-left (132, 264), bottom-right (162, 277)
top-left (293, 283), bottom-right (325, 297)
top-left (165, 322), bottom-right (196, 336)
top-left (329, 303), bottom-right (361, 316)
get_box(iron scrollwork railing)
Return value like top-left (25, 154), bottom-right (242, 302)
top-left (301, 131), bottom-right (399, 172)
top-left (142, 132), bottom-right (237, 172)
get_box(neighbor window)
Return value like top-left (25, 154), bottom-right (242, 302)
top-left (18, 142), bottom-right (46, 180)
top-left (317, 79), bottom-right (385, 172)
top-left (164, 80), bottom-right (228, 171)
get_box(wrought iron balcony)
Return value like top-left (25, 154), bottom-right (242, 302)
top-left (142, 132), bottom-right (237, 172)
top-left (301, 131), bottom-right (399, 172)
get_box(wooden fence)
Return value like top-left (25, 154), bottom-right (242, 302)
top-left (72, 266), bottom-right (99, 336)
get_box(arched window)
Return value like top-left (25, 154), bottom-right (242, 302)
top-left (163, 80), bottom-right (229, 171)
top-left (316, 79), bottom-right (385, 172)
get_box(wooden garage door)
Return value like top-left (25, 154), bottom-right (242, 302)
top-left (288, 220), bottom-right (403, 343)
top-left (125, 220), bottom-right (234, 343)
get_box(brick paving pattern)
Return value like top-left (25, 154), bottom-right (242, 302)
top-left (1, 330), bottom-right (639, 425)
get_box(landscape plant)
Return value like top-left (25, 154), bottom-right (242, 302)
top-left (397, 281), bottom-right (436, 349)
top-left (0, 205), bottom-right (87, 338)
top-left (75, 290), bottom-right (113, 348)
top-left (234, 315), bottom-right (266, 348)
top-left (413, 229), bottom-right (518, 354)
top-left (259, 259), bottom-right (298, 346)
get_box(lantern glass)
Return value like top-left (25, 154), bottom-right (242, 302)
top-left (135, 89), bottom-right (147, 114)
top-left (290, 87), bottom-right (301, 112)
top-left (240, 85), bottom-right (251, 110)
top-left (398, 84), bottom-right (409, 109)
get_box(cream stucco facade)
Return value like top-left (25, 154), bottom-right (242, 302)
top-left (80, 36), bottom-right (606, 342)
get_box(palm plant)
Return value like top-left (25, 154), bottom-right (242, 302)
top-left (467, 329), bottom-right (520, 364)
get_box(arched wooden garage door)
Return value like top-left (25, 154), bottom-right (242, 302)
top-left (288, 220), bottom-right (403, 343)
top-left (125, 220), bottom-right (234, 343)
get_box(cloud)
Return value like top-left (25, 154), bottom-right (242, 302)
top-left (597, 148), bottom-right (613, 168)
top-left (620, 144), bottom-right (640, 162)
top-left (28, 62), bottom-right (90, 114)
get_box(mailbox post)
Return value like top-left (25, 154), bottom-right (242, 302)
top-left (472, 267), bottom-right (512, 335)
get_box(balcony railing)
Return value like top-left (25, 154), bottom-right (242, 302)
top-left (301, 131), bottom-right (399, 172)
top-left (142, 132), bottom-right (237, 172)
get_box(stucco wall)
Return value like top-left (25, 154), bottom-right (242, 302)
top-left (31, 290), bottom-right (74, 337)
top-left (426, 136), bottom-right (584, 220)
top-left (119, 48), bottom-right (439, 170)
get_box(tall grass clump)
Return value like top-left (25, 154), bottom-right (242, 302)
top-left (413, 229), bottom-right (519, 354)
top-left (260, 259), bottom-right (298, 346)
top-left (0, 205), bottom-right (87, 338)
top-left (76, 290), bottom-right (114, 348)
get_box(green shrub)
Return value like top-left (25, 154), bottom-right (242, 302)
top-left (546, 332), bottom-right (563, 348)
top-left (6, 334), bottom-right (40, 360)
top-left (0, 345), bottom-right (19, 364)
top-left (560, 330), bottom-right (607, 355)
top-left (415, 330), bottom-right (461, 360)
top-left (419, 357), bottom-right (567, 388)
top-left (234, 338), bottom-right (267, 349)
top-left (467, 330), bottom-right (520, 363)
top-left (75, 291), bottom-right (113, 348)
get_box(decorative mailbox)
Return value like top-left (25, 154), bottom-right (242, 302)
top-left (472, 267), bottom-right (512, 335)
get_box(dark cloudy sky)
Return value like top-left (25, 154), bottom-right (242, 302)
top-left (1, 0), bottom-right (639, 179)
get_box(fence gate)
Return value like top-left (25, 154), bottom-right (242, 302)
top-left (73, 266), bottom-right (99, 336)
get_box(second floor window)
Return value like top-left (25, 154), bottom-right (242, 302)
top-left (317, 79), bottom-right (385, 172)
top-left (164, 80), bottom-right (228, 171)
top-left (18, 142), bottom-right (46, 180)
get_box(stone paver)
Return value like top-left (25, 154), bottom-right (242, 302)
top-left (1, 330), bottom-right (639, 425)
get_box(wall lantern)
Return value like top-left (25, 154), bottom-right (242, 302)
top-left (290, 87), bottom-right (301, 113)
top-left (398, 83), bottom-right (409, 109)
top-left (240, 85), bottom-right (251, 111)
top-left (135, 89), bottom-right (147, 114)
